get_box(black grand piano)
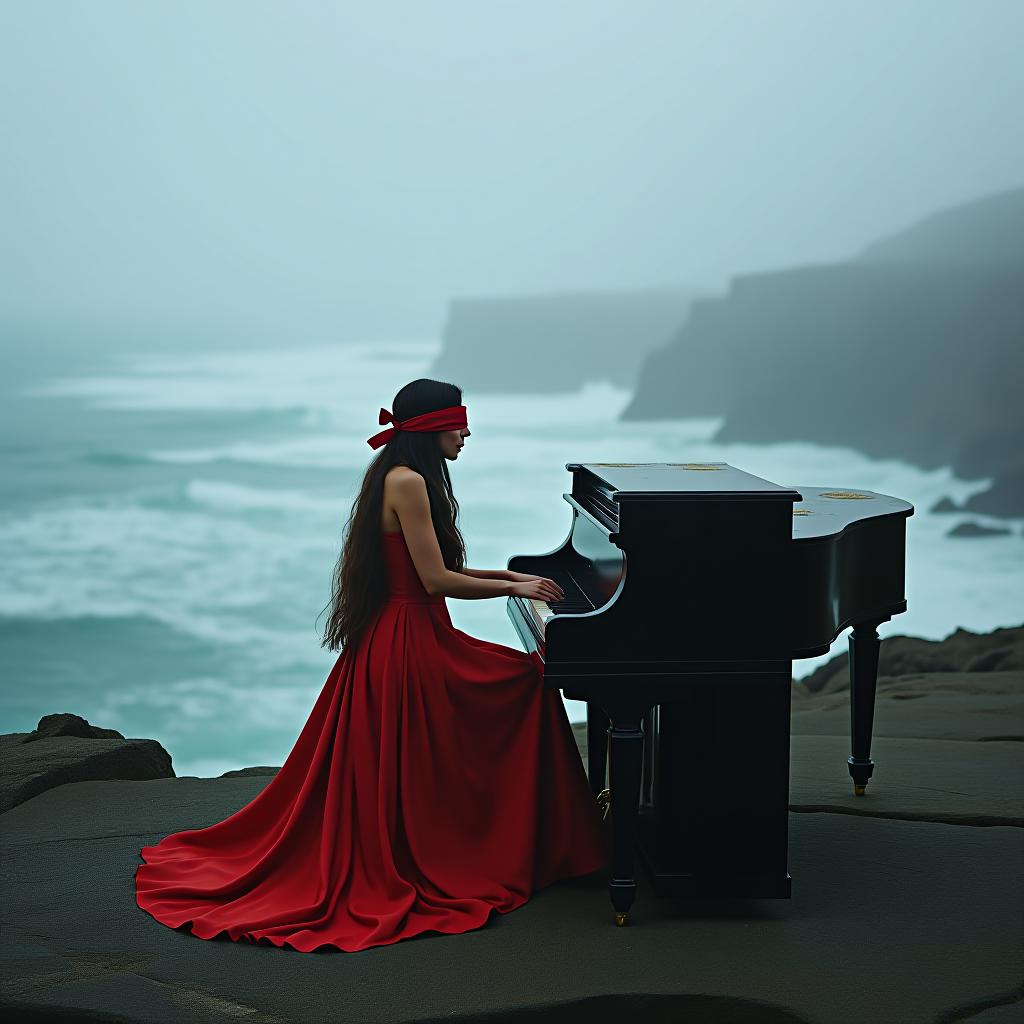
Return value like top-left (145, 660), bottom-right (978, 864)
top-left (506, 462), bottom-right (914, 926)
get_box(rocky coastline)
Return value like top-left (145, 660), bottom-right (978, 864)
top-left (422, 190), bottom-right (1023, 523)
top-left (426, 286), bottom-right (699, 394)
top-left (621, 188), bottom-right (1024, 521)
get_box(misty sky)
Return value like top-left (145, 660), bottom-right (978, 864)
top-left (2, 0), bottom-right (1022, 342)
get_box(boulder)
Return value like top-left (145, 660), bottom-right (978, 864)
top-left (0, 713), bottom-right (174, 815)
top-left (958, 464), bottom-right (1024, 519)
top-left (20, 711), bottom-right (125, 743)
top-left (797, 624), bottom-right (1024, 695)
top-left (947, 521), bottom-right (1014, 538)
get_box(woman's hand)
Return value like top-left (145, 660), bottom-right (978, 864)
top-left (508, 574), bottom-right (564, 603)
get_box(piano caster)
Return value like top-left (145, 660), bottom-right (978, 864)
top-left (848, 756), bottom-right (875, 796)
top-left (615, 911), bottom-right (628, 927)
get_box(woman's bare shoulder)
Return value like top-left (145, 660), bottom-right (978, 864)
top-left (383, 465), bottom-right (425, 493)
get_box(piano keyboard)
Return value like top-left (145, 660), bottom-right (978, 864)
top-left (528, 599), bottom-right (555, 635)
top-left (527, 594), bottom-right (595, 636)
top-left (523, 566), bottom-right (600, 636)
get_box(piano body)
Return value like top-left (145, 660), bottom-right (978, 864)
top-left (506, 462), bottom-right (914, 926)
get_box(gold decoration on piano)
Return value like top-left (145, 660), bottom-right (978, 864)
top-left (820, 491), bottom-right (873, 500)
top-left (792, 509), bottom-right (814, 516)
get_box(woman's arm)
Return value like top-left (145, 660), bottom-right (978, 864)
top-left (456, 567), bottom-right (511, 581)
top-left (389, 472), bottom-right (513, 599)
top-left (388, 470), bottom-right (564, 603)
top-left (457, 568), bottom-right (558, 590)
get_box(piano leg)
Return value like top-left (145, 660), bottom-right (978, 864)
top-left (848, 617), bottom-right (889, 795)
top-left (586, 702), bottom-right (610, 797)
top-left (603, 701), bottom-right (649, 927)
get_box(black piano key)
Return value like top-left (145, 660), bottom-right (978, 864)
top-left (543, 569), bottom-right (594, 610)
top-left (547, 601), bottom-right (591, 614)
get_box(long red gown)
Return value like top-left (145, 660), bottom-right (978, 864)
top-left (134, 529), bottom-right (608, 952)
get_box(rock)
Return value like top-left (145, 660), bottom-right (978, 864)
top-left (0, 714), bottom-right (174, 815)
top-left (930, 495), bottom-right (962, 513)
top-left (789, 733), bottom-right (1023, 826)
top-left (964, 1003), bottom-right (1024, 1023)
top-left (797, 624), bottom-right (1024, 695)
top-left (2, 756), bottom-right (1021, 1022)
top-left (947, 520), bottom-right (1014, 537)
top-left (3, 656), bottom-right (1023, 1022)
top-left (220, 766), bottom-right (281, 777)
top-left (792, 671), bottom-right (1024, 742)
top-left (578, 688), bottom-right (1024, 823)
top-left (20, 712), bottom-right (125, 743)
top-left (959, 464), bottom-right (1024, 519)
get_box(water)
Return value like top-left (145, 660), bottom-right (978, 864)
top-left (2, 339), bottom-right (1020, 777)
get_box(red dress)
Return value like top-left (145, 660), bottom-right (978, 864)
top-left (134, 529), bottom-right (608, 952)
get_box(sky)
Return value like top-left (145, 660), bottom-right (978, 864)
top-left (1, 0), bottom-right (1022, 344)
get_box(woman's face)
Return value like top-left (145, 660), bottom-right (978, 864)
top-left (439, 426), bottom-right (470, 460)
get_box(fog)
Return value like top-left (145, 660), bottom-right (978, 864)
top-left (2, 0), bottom-right (1022, 343)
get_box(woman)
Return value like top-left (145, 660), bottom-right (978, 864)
top-left (134, 378), bottom-right (609, 953)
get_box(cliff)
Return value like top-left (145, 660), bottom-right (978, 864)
top-left (427, 286), bottom-right (699, 393)
top-left (622, 189), bottom-right (1024, 518)
top-left (860, 186), bottom-right (1024, 268)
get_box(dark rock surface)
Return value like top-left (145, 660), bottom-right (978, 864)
top-left (790, 671), bottom-right (1023, 742)
top-left (2, 675), bottom-right (1022, 1023)
top-left (22, 712), bottom-right (125, 743)
top-left (622, 189), bottom-right (1024, 517)
top-left (3, 626), bottom-right (1021, 1023)
top-left (788, 732), bottom-right (1022, 825)
top-left (796, 623), bottom-right (1024, 695)
top-left (0, 713), bottom-right (174, 815)
top-left (427, 286), bottom-right (699, 394)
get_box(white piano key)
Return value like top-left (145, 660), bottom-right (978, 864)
top-left (529, 599), bottom-right (555, 635)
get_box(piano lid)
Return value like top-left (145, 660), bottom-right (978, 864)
top-left (790, 487), bottom-right (914, 541)
top-left (566, 462), bottom-right (803, 503)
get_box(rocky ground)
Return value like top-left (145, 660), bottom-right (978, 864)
top-left (1, 626), bottom-right (1021, 1023)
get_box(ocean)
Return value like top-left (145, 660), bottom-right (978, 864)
top-left (2, 339), bottom-right (1020, 777)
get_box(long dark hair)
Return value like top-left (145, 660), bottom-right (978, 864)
top-left (318, 378), bottom-right (467, 652)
